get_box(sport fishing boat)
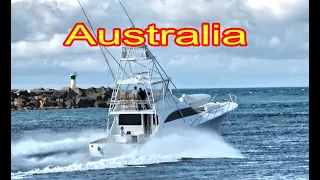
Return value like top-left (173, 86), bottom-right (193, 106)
top-left (81, 0), bottom-right (239, 158)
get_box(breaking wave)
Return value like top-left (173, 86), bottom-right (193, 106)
top-left (11, 128), bottom-right (244, 179)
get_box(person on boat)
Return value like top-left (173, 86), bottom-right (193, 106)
top-left (138, 88), bottom-right (149, 110)
top-left (132, 86), bottom-right (138, 99)
top-left (120, 126), bottom-right (125, 136)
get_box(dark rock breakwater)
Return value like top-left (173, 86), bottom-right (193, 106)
top-left (11, 87), bottom-right (113, 111)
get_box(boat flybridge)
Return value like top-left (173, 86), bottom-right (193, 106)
top-left (88, 43), bottom-right (238, 158)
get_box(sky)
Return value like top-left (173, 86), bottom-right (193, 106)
top-left (11, 0), bottom-right (309, 89)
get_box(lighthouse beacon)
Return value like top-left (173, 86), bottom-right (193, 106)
top-left (69, 71), bottom-right (77, 89)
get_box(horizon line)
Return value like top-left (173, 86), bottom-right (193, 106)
top-left (11, 85), bottom-right (309, 90)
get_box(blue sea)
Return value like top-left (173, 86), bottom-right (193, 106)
top-left (11, 87), bottom-right (309, 180)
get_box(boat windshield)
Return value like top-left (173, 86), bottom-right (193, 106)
top-left (116, 80), bottom-right (169, 102)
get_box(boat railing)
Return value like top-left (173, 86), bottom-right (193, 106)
top-left (110, 100), bottom-right (154, 111)
top-left (209, 93), bottom-right (237, 103)
top-left (190, 94), bottom-right (238, 126)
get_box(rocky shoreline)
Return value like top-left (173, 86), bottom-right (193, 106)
top-left (11, 87), bottom-right (113, 111)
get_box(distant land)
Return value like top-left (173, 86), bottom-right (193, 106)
top-left (11, 87), bottom-right (113, 111)
top-left (10, 86), bottom-right (309, 111)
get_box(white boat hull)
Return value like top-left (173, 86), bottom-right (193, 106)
top-left (89, 100), bottom-right (237, 158)
top-left (89, 138), bottom-right (141, 159)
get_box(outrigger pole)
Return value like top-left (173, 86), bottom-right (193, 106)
top-left (77, 0), bottom-right (132, 80)
top-left (118, 0), bottom-right (135, 28)
top-left (76, 0), bottom-right (189, 125)
top-left (77, 0), bottom-right (128, 136)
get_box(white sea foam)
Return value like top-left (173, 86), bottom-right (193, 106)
top-left (11, 128), bottom-right (244, 179)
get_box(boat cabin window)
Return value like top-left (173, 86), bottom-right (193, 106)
top-left (164, 107), bottom-right (198, 123)
top-left (119, 114), bottom-right (142, 125)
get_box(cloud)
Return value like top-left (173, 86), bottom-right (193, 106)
top-left (11, 33), bottom-right (119, 58)
top-left (11, 0), bottom-right (309, 88)
top-left (269, 36), bottom-right (281, 47)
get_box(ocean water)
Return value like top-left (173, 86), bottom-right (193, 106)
top-left (11, 87), bottom-right (309, 180)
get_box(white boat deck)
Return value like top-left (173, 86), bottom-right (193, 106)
top-left (109, 99), bottom-right (156, 114)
